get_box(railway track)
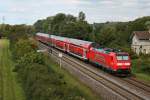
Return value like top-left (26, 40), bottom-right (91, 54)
top-left (123, 77), bottom-right (150, 93)
top-left (38, 41), bottom-right (150, 100)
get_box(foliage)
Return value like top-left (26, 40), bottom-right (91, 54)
top-left (145, 21), bottom-right (150, 30)
top-left (139, 55), bottom-right (150, 74)
top-left (132, 55), bottom-right (150, 75)
top-left (34, 12), bottom-right (92, 40)
top-left (33, 13), bottom-right (150, 52)
top-left (0, 24), bottom-right (35, 42)
top-left (78, 11), bottom-right (85, 21)
top-left (11, 38), bottom-right (99, 100)
top-left (13, 39), bottom-right (36, 59)
top-left (95, 26), bottom-right (116, 46)
top-left (19, 61), bottom-right (94, 100)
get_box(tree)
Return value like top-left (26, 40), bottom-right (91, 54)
top-left (13, 39), bottom-right (35, 59)
top-left (34, 20), bottom-right (45, 32)
top-left (78, 11), bottom-right (85, 21)
top-left (95, 26), bottom-right (116, 46)
top-left (66, 14), bottom-right (76, 23)
top-left (145, 21), bottom-right (150, 31)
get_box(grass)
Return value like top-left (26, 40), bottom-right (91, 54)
top-left (45, 55), bottom-right (101, 100)
top-left (0, 39), bottom-right (26, 100)
top-left (132, 59), bottom-right (150, 83)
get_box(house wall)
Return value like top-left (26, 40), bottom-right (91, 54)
top-left (131, 35), bottom-right (150, 55)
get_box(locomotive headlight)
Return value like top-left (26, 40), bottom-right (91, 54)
top-left (124, 63), bottom-right (130, 66)
top-left (117, 63), bottom-right (123, 66)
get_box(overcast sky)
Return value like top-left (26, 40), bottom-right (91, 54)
top-left (0, 0), bottom-right (150, 25)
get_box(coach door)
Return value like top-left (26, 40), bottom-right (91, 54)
top-left (67, 44), bottom-right (70, 52)
top-left (83, 48), bottom-right (87, 60)
top-left (64, 43), bottom-right (67, 51)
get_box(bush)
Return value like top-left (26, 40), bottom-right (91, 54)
top-left (139, 57), bottom-right (150, 74)
top-left (132, 57), bottom-right (150, 75)
top-left (19, 62), bottom-right (87, 100)
top-left (24, 63), bottom-right (51, 100)
top-left (12, 39), bottom-right (36, 60)
top-left (129, 50), bottom-right (139, 59)
top-left (12, 38), bottom-right (89, 100)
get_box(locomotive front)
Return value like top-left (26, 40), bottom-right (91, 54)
top-left (115, 52), bottom-right (131, 74)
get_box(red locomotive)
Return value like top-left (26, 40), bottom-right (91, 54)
top-left (36, 33), bottom-right (131, 74)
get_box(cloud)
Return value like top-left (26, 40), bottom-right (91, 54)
top-left (0, 0), bottom-right (150, 24)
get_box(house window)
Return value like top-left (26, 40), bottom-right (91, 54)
top-left (139, 46), bottom-right (142, 53)
top-left (134, 42), bottom-right (137, 45)
top-left (143, 49), bottom-right (146, 54)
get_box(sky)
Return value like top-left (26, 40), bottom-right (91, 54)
top-left (0, 0), bottom-right (150, 25)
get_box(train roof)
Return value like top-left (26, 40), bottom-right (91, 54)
top-left (36, 33), bottom-right (49, 38)
top-left (69, 38), bottom-right (93, 48)
top-left (50, 35), bottom-right (93, 48)
top-left (96, 47), bottom-right (129, 55)
top-left (50, 35), bottom-right (69, 42)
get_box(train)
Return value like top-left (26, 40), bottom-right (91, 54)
top-left (36, 32), bottom-right (131, 75)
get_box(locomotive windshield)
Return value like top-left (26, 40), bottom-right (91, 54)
top-left (117, 55), bottom-right (129, 60)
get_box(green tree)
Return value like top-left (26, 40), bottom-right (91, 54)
top-left (95, 26), bottom-right (116, 46)
top-left (78, 11), bottom-right (85, 21)
top-left (34, 20), bottom-right (45, 32)
top-left (145, 21), bottom-right (150, 31)
top-left (13, 39), bottom-right (36, 59)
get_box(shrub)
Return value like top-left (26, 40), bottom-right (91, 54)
top-left (12, 39), bottom-right (36, 60)
top-left (140, 58), bottom-right (150, 74)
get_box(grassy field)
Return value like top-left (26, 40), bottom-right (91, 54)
top-left (0, 39), bottom-right (25, 100)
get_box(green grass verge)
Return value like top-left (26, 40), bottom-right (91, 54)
top-left (132, 59), bottom-right (150, 83)
top-left (0, 39), bottom-right (26, 100)
top-left (45, 55), bottom-right (101, 100)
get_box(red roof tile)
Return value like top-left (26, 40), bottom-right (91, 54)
top-left (133, 31), bottom-right (150, 40)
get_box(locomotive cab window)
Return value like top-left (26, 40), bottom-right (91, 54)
top-left (116, 55), bottom-right (129, 60)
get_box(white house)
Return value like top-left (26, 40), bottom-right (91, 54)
top-left (131, 31), bottom-right (150, 55)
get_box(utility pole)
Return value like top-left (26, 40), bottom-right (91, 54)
top-left (58, 53), bottom-right (63, 69)
top-left (92, 22), bottom-right (96, 42)
top-left (2, 16), bottom-right (5, 24)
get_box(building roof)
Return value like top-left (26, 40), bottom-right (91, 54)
top-left (133, 31), bottom-right (150, 40)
